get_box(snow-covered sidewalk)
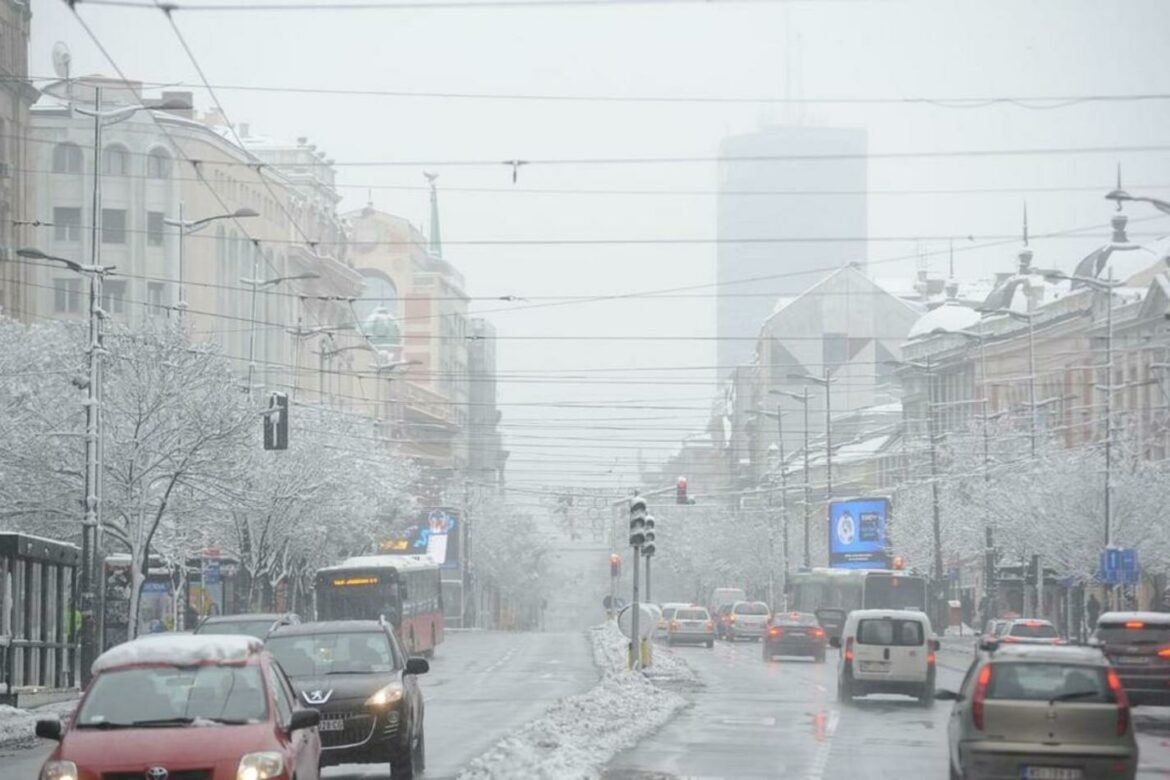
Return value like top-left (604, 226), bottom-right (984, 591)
top-left (457, 623), bottom-right (688, 780)
top-left (0, 699), bottom-right (78, 748)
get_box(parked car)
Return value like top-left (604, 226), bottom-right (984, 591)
top-left (266, 619), bottom-right (428, 778)
top-left (665, 605), bottom-right (715, 648)
top-left (832, 609), bottom-right (937, 705)
top-left (724, 600), bottom-right (771, 642)
top-left (1092, 611), bottom-right (1170, 706)
top-left (194, 612), bottom-right (301, 640)
top-left (937, 643), bottom-right (1136, 780)
top-left (763, 611), bottom-right (827, 662)
top-left (36, 633), bottom-right (321, 780)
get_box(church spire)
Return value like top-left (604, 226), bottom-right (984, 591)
top-left (425, 172), bottom-right (442, 257)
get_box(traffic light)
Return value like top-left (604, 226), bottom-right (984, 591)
top-left (643, 516), bottom-right (656, 558)
top-left (629, 497), bottom-right (647, 547)
top-left (676, 476), bottom-right (687, 505)
top-left (263, 391), bottom-right (289, 450)
top-left (610, 553), bottom-right (621, 578)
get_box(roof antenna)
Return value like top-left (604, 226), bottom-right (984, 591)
top-left (948, 239), bottom-right (955, 278)
top-left (1022, 201), bottom-right (1029, 246)
top-left (1114, 163), bottom-right (1124, 212)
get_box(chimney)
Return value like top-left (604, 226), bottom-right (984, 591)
top-left (160, 90), bottom-right (194, 120)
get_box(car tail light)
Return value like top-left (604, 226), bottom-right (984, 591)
top-left (1126, 621), bottom-right (1145, 629)
top-left (1157, 647), bottom-right (1170, 659)
top-left (844, 637), bottom-right (854, 664)
top-left (706, 621), bottom-right (714, 631)
top-left (768, 627), bottom-right (782, 638)
top-left (670, 620), bottom-right (679, 632)
top-left (729, 615), bottom-right (737, 623)
top-left (1107, 668), bottom-right (1130, 735)
top-left (972, 665), bottom-right (992, 730)
top-left (811, 628), bottom-right (825, 639)
top-left (928, 649), bottom-right (936, 666)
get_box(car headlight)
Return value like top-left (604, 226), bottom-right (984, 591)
top-left (40, 761), bottom-right (78, 780)
top-left (236, 751), bottom-right (284, 780)
top-left (365, 683), bottom-right (405, 708)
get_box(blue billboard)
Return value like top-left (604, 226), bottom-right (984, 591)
top-left (828, 497), bottom-right (891, 569)
top-left (378, 507), bottom-right (461, 570)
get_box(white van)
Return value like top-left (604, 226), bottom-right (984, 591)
top-left (709, 587), bottom-right (746, 614)
top-left (830, 609), bottom-right (937, 705)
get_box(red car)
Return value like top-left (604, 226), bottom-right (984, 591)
top-left (36, 634), bottom-right (321, 780)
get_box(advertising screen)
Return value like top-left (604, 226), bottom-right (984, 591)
top-left (828, 497), bottom-right (891, 569)
top-left (379, 507), bottom-right (461, 570)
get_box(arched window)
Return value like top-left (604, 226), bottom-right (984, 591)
top-left (146, 148), bottom-right (171, 179)
top-left (52, 143), bottom-right (83, 174)
top-left (102, 144), bottom-right (130, 176)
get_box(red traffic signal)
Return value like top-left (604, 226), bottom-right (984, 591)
top-left (609, 553), bottom-right (621, 578)
top-left (676, 476), bottom-right (688, 505)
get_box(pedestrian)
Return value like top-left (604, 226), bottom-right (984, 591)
top-left (1086, 593), bottom-right (1101, 631)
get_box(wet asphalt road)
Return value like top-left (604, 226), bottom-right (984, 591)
top-left (1, 629), bottom-right (596, 780)
top-left (604, 637), bottom-right (1170, 780)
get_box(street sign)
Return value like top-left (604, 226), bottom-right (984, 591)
top-left (202, 557), bottom-right (221, 586)
top-left (1099, 547), bottom-right (1140, 585)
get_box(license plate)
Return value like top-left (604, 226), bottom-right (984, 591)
top-left (319, 718), bottom-right (344, 732)
top-left (859, 661), bottom-right (889, 672)
top-left (1022, 767), bottom-right (1083, 780)
top-left (1114, 655), bottom-right (1150, 665)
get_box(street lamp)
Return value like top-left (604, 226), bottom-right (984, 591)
top-left (17, 247), bottom-right (115, 684)
top-left (978, 308), bottom-right (1039, 457)
top-left (241, 272), bottom-right (319, 398)
top-left (164, 207), bottom-right (258, 318)
top-left (1105, 186), bottom-right (1170, 217)
top-left (771, 387), bottom-right (812, 568)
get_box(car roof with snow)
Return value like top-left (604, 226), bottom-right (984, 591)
top-left (1098, 611), bottom-right (1170, 626)
top-left (267, 620), bottom-right (388, 637)
top-left (92, 634), bottom-right (264, 674)
top-left (847, 609), bottom-right (932, 622)
top-left (199, 612), bottom-right (296, 624)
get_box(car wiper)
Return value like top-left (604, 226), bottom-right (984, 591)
top-left (1050, 690), bottom-right (1101, 704)
top-left (76, 721), bottom-right (136, 730)
top-left (325, 669), bottom-right (368, 675)
top-left (127, 717), bottom-right (197, 727)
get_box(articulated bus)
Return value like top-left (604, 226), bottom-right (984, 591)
top-left (787, 568), bottom-right (929, 640)
top-left (314, 554), bottom-right (445, 657)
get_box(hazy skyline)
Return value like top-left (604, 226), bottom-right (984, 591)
top-left (32, 0), bottom-right (1170, 497)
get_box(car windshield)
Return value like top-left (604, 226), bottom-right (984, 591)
top-left (856, 619), bottom-right (924, 646)
top-left (676, 609), bottom-right (708, 620)
top-left (76, 665), bottom-right (267, 727)
top-left (985, 663), bottom-right (1111, 703)
top-left (1096, 622), bottom-right (1170, 645)
top-left (1008, 622), bottom-right (1059, 638)
top-left (734, 603), bottom-right (769, 615)
top-left (266, 632), bottom-right (396, 676)
top-left (196, 619), bottom-right (277, 639)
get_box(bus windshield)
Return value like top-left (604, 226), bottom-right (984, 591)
top-left (317, 576), bottom-right (400, 621)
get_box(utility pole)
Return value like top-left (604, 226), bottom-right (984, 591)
top-left (801, 388), bottom-right (811, 568)
top-left (776, 405), bottom-right (788, 601)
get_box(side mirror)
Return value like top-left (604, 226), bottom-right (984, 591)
top-left (934, 689), bottom-right (962, 702)
top-left (828, 636), bottom-right (841, 649)
top-left (35, 719), bottom-right (63, 741)
top-left (930, 638), bottom-right (941, 652)
top-left (406, 657), bottom-right (430, 676)
top-left (288, 708), bottom-right (320, 732)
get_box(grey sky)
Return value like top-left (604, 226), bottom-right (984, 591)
top-left (33, 0), bottom-right (1170, 497)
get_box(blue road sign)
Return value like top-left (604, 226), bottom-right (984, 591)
top-left (1099, 547), bottom-right (1139, 585)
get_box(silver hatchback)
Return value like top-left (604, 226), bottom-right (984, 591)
top-left (938, 644), bottom-right (1137, 780)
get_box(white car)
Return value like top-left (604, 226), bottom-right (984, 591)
top-left (724, 600), bottom-right (771, 641)
top-left (831, 609), bottom-right (938, 705)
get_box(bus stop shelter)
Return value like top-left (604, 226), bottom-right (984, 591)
top-left (0, 533), bottom-right (80, 705)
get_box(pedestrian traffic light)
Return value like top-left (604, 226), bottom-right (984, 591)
top-left (676, 477), bottom-right (687, 505)
top-left (263, 391), bottom-right (289, 450)
top-left (629, 497), bottom-right (647, 547)
top-left (610, 553), bottom-right (621, 578)
top-left (643, 516), bottom-right (656, 558)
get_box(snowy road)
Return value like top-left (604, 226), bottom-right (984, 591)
top-left (1, 629), bottom-right (596, 780)
top-left (604, 638), bottom-right (1170, 780)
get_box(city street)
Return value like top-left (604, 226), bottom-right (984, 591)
top-left (0, 629), bottom-right (597, 780)
top-left (604, 638), bottom-right (1170, 779)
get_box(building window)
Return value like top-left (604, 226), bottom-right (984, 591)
top-left (52, 143), bottom-right (83, 174)
top-left (101, 209), bottom-right (126, 244)
top-left (102, 145), bottom-right (130, 176)
top-left (146, 148), bottom-right (171, 179)
top-left (53, 277), bottom-right (82, 313)
top-left (148, 282), bottom-right (166, 313)
top-left (53, 207), bottom-right (82, 241)
top-left (147, 211), bottom-right (165, 246)
top-left (102, 280), bottom-right (127, 315)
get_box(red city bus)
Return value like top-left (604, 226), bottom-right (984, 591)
top-left (314, 554), bottom-right (444, 657)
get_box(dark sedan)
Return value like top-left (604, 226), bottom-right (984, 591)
top-left (267, 619), bottom-right (428, 778)
top-left (763, 611), bottom-right (827, 662)
top-left (1093, 611), bottom-right (1170, 706)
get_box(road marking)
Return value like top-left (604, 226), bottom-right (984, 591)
top-left (805, 708), bottom-right (840, 780)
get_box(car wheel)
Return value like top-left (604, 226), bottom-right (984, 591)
top-left (391, 735), bottom-right (417, 779)
top-left (837, 676), bottom-right (852, 704)
top-left (949, 760), bottom-right (962, 780)
top-left (414, 725), bottom-right (426, 772)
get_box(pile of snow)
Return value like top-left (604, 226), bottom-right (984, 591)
top-left (93, 634), bottom-right (261, 673)
top-left (457, 622), bottom-right (687, 780)
top-left (0, 699), bottom-right (78, 748)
